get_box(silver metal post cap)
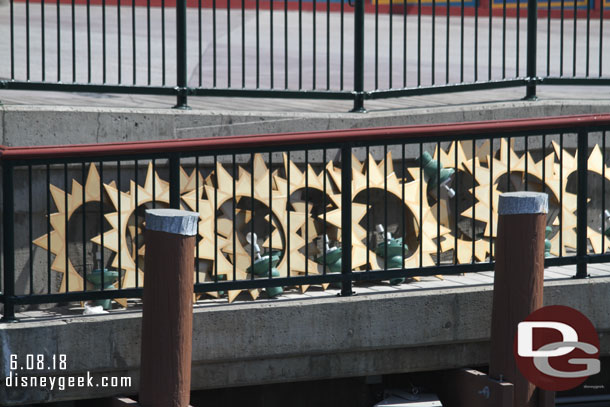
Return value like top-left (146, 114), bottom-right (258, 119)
top-left (145, 209), bottom-right (199, 236)
top-left (498, 192), bottom-right (548, 215)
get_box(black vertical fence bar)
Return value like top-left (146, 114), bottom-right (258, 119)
top-left (524, 136), bottom-right (529, 189)
top-left (525, 0), bottom-right (537, 99)
top-left (390, 0), bottom-right (394, 89)
top-left (488, 0), bottom-right (492, 80)
top-left (366, 146), bottom-right (371, 271)
top-left (228, 0), bottom-right (232, 88)
top-left (323, 148), bottom-right (327, 274)
top-left (313, 0), bottom-right (317, 89)
top-left (10, 0), bottom-right (14, 80)
top-left (474, 0), bottom-right (478, 81)
top-left (375, 0), bottom-right (379, 89)
top-left (446, 0), bottom-right (450, 84)
top-left (418, 0), bottom-right (421, 85)
top-left (384, 144), bottom-right (389, 269)
top-left (305, 150), bottom-right (309, 275)
top-left (326, 0), bottom-right (330, 90)
top-left (241, 0), bottom-right (246, 88)
top-left (471, 140), bottom-right (475, 262)
top-left (269, 0), bottom-right (273, 88)
top-left (340, 145), bottom-right (353, 296)
top-left (232, 155), bottom-right (236, 281)
top-left (576, 131), bottom-right (588, 278)
top-left (199, 0), bottom-right (202, 86)
top-left (502, 0), bottom-right (506, 78)
top-left (29, 166), bottom-right (34, 294)
top-left (256, 0), bottom-right (260, 88)
top-left (516, 0), bottom-right (520, 77)
top-left (117, 161), bottom-right (122, 289)
top-left (169, 155), bottom-right (181, 209)
top-left (560, 0), bottom-right (564, 76)
top-left (586, 0), bottom-right (590, 76)
top-left (419, 143), bottom-right (423, 267)
top-left (135, 160), bottom-right (139, 287)
top-left (560, 134), bottom-right (563, 254)
top-left (285, 0), bottom-right (288, 89)
top-left (598, 0), bottom-right (604, 78)
top-left (352, 0), bottom-right (365, 112)
top-left (455, 140), bottom-right (459, 262)
top-left (366, 146), bottom-right (370, 271)
top-left (402, 144), bottom-right (406, 269)
top-left (460, 0), bottom-right (465, 82)
top-left (340, 0), bottom-right (344, 90)
top-left (269, 152), bottom-right (273, 279)
top-left (546, 0), bottom-right (550, 76)
top-left (299, 0), bottom-right (303, 89)
top-left (132, 0), bottom-right (136, 85)
top-left (162, 0), bottom-right (167, 85)
top-left (432, 0), bottom-right (436, 85)
top-left (214, 155), bottom-right (218, 283)
top-left (87, 0), bottom-right (91, 83)
top-left (507, 137), bottom-right (511, 191)
top-left (27, 0), bottom-right (31, 80)
top-left (602, 131), bottom-right (606, 253)
top-left (100, 162), bottom-right (105, 290)
top-left (250, 153), bottom-right (255, 280)
top-left (103, 0), bottom-right (107, 83)
top-left (57, 0), bottom-right (61, 82)
top-left (47, 165), bottom-right (51, 294)
top-left (542, 134), bottom-right (546, 193)
top-left (195, 157), bottom-right (200, 283)
top-left (436, 142), bottom-right (441, 264)
top-left (572, 0), bottom-right (577, 77)
top-left (118, 0), bottom-right (122, 84)
top-left (42, 0), bottom-right (46, 81)
top-left (2, 163), bottom-right (16, 321)
top-left (63, 164), bottom-right (69, 291)
top-left (403, 0), bottom-right (407, 87)
top-left (175, 0), bottom-right (189, 109)
top-left (147, 0), bottom-right (151, 85)
top-left (488, 137), bottom-right (493, 261)
top-left (286, 152), bottom-right (290, 276)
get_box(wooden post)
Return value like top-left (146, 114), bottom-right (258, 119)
top-left (139, 209), bottom-right (199, 407)
top-left (489, 192), bottom-right (548, 407)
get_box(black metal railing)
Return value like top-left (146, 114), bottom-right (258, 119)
top-left (1, 0), bottom-right (609, 110)
top-left (1, 114), bottom-right (610, 321)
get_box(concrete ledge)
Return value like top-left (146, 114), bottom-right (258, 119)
top-left (3, 101), bottom-right (610, 147)
top-left (0, 277), bottom-right (608, 405)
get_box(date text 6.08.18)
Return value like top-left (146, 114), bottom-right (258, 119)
top-left (9, 354), bottom-right (67, 371)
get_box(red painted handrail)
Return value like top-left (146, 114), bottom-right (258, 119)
top-left (2, 113), bottom-right (610, 161)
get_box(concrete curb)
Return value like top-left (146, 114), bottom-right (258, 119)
top-left (3, 100), bottom-right (610, 147)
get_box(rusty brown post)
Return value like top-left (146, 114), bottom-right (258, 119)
top-left (139, 209), bottom-right (199, 407)
top-left (489, 192), bottom-right (549, 407)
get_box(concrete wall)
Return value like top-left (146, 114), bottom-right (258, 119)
top-left (2, 101), bottom-right (610, 147)
top-left (0, 277), bottom-right (608, 405)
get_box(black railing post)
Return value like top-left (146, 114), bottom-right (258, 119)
top-left (169, 155), bottom-right (181, 209)
top-left (340, 145), bottom-right (354, 295)
top-left (524, 0), bottom-right (538, 100)
top-left (2, 163), bottom-right (16, 322)
top-left (173, 0), bottom-right (190, 110)
top-left (576, 130), bottom-right (588, 278)
top-left (351, 0), bottom-right (366, 113)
